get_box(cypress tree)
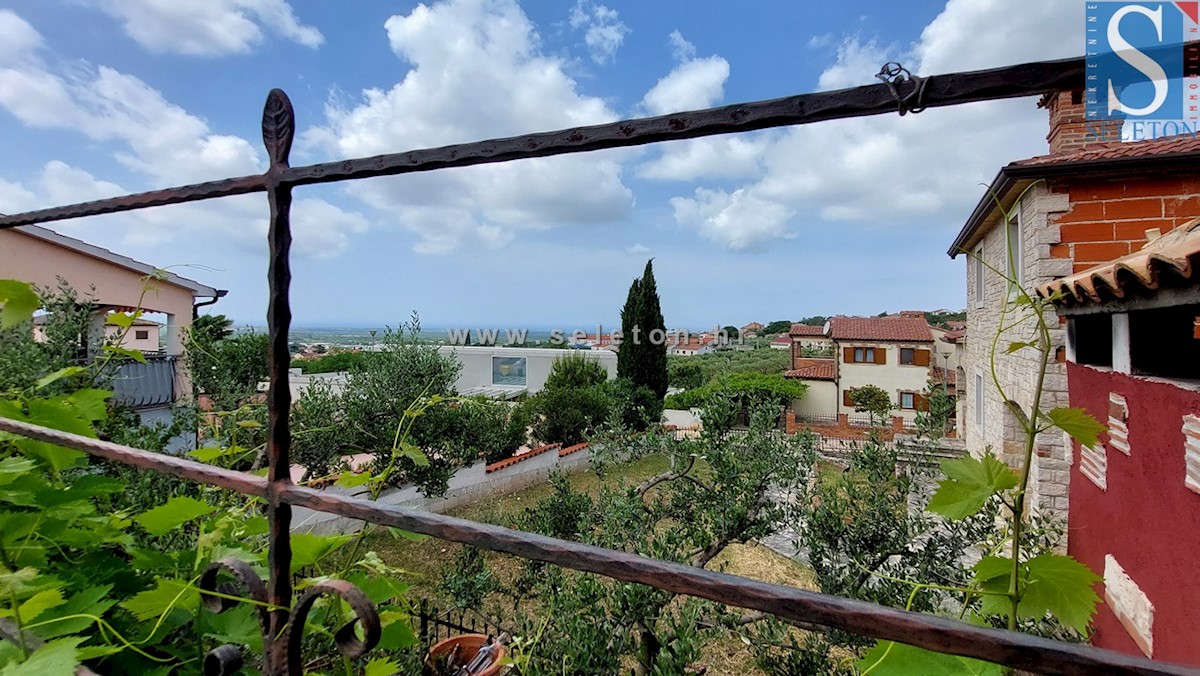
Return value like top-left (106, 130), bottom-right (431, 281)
top-left (617, 260), bottom-right (668, 400)
top-left (617, 276), bottom-right (641, 380)
top-left (636, 260), bottom-right (668, 399)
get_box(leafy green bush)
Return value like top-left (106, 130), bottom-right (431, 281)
top-left (604, 377), bottom-right (662, 432)
top-left (186, 330), bottom-right (269, 409)
top-left (290, 350), bottom-right (367, 374)
top-left (544, 351), bottom-right (608, 390)
top-left (530, 385), bottom-right (610, 446)
top-left (664, 372), bottom-right (805, 411)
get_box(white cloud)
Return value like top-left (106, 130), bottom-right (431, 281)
top-left (639, 32), bottom-right (728, 116)
top-left (0, 10), bottom-right (41, 66)
top-left (627, 243), bottom-right (650, 255)
top-left (85, 0), bottom-right (322, 56)
top-left (635, 31), bottom-right (752, 182)
top-left (663, 0), bottom-right (1081, 250)
top-left (305, 0), bottom-right (633, 254)
top-left (569, 0), bottom-right (629, 64)
top-left (817, 37), bottom-right (890, 91)
top-left (0, 12), bottom-right (364, 261)
top-left (670, 188), bottom-right (793, 252)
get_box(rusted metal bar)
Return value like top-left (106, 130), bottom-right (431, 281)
top-left (0, 416), bottom-right (1194, 674)
top-left (260, 88), bottom-right (296, 674)
top-left (278, 484), bottom-right (1194, 676)
top-left (0, 416), bottom-right (268, 497)
top-left (0, 53), bottom-right (1088, 231)
top-left (0, 174), bottom-right (265, 229)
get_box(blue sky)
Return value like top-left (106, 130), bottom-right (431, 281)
top-left (0, 0), bottom-right (1082, 330)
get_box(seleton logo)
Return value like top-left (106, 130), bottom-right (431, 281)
top-left (1087, 1), bottom-right (1200, 139)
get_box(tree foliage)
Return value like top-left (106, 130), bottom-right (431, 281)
top-left (617, 260), bottom-right (668, 399)
top-left (461, 407), bottom-right (812, 675)
top-left (186, 329), bottom-right (269, 410)
top-left (849, 383), bottom-right (893, 424)
top-left (667, 347), bottom-right (790, 390)
top-left (762, 320), bottom-right (794, 335)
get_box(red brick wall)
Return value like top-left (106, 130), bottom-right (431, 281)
top-left (1051, 176), bottom-right (1200, 273)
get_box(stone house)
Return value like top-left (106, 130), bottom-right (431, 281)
top-left (948, 90), bottom-right (1200, 518)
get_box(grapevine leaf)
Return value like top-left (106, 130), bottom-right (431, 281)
top-left (857, 640), bottom-right (1004, 675)
top-left (51, 389), bottom-right (111, 422)
top-left (1020, 554), bottom-right (1101, 632)
top-left (101, 345), bottom-right (146, 364)
top-left (927, 454), bottom-right (1018, 520)
top-left (387, 527), bottom-right (427, 542)
top-left (336, 470), bottom-right (372, 488)
top-left (972, 556), bottom-right (1011, 582)
top-left (0, 458), bottom-right (37, 486)
top-left (364, 658), bottom-right (402, 676)
top-left (34, 367), bottom-right (86, 391)
top-left (188, 447), bottom-right (233, 463)
top-left (205, 604), bottom-right (264, 652)
top-left (1045, 407), bottom-right (1105, 450)
top-left (0, 637), bottom-right (82, 676)
top-left (398, 441), bottom-right (429, 467)
top-left (119, 578), bottom-right (198, 622)
top-left (38, 585), bottom-right (115, 638)
top-left (12, 589), bottom-right (63, 624)
top-left (134, 496), bottom-right (213, 536)
top-left (0, 281), bottom-right (39, 330)
top-left (105, 313), bottom-right (135, 329)
top-left (1005, 341), bottom-right (1035, 354)
top-left (289, 533), bottom-right (353, 573)
top-left (377, 610), bottom-right (417, 651)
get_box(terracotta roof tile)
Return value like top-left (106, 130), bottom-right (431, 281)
top-left (827, 316), bottom-right (933, 343)
top-left (1013, 135), bottom-right (1200, 167)
top-left (788, 323), bottom-right (826, 336)
top-left (1038, 217), bottom-right (1200, 307)
top-left (784, 358), bottom-right (836, 381)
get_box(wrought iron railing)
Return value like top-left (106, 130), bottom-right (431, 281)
top-left (1, 51), bottom-right (1197, 675)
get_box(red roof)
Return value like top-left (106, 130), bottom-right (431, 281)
top-left (784, 358), bottom-right (836, 381)
top-left (770, 335), bottom-right (791, 344)
top-left (1012, 134), bottom-right (1200, 167)
top-left (788, 323), bottom-right (826, 336)
top-left (942, 328), bottom-right (967, 344)
top-left (828, 316), bottom-right (933, 343)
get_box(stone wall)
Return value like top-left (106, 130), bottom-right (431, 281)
top-left (963, 184), bottom-right (1073, 517)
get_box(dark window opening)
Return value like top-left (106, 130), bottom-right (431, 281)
top-left (900, 347), bottom-right (915, 364)
top-left (135, 330), bottom-right (150, 340)
top-left (1071, 314), bottom-right (1112, 367)
top-left (1130, 304), bottom-right (1200, 379)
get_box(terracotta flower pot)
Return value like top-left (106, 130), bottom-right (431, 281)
top-left (425, 634), bottom-right (506, 675)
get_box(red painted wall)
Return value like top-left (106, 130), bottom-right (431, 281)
top-left (1066, 364), bottom-right (1200, 666)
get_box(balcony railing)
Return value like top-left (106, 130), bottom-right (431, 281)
top-left (0, 46), bottom-right (1196, 675)
top-left (109, 354), bottom-right (176, 409)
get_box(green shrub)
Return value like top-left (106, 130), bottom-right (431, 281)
top-left (530, 385), bottom-right (611, 446)
top-left (545, 351), bottom-right (609, 390)
top-left (605, 377), bottom-right (662, 431)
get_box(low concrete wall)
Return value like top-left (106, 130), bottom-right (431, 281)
top-left (292, 445), bottom-right (594, 535)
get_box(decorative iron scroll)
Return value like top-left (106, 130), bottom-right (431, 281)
top-left (876, 61), bottom-right (928, 115)
top-left (199, 559), bottom-right (381, 676)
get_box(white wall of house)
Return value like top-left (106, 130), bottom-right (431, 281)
top-left (439, 346), bottom-right (617, 394)
top-left (837, 343), bottom-right (933, 423)
top-left (961, 185), bottom-right (1072, 516)
top-left (791, 380), bottom-right (837, 418)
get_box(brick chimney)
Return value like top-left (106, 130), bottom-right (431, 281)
top-left (1042, 90), bottom-right (1122, 155)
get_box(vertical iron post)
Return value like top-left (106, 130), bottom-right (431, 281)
top-left (262, 88), bottom-right (296, 674)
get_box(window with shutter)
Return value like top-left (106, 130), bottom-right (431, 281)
top-left (900, 392), bottom-right (915, 409)
top-left (914, 349), bottom-right (931, 367)
top-left (900, 348), bottom-right (915, 365)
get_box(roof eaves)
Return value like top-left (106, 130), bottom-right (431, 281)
top-left (15, 225), bottom-right (224, 298)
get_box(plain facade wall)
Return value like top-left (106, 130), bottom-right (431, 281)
top-left (439, 346), bottom-right (617, 394)
top-left (962, 184), bottom-right (1072, 516)
top-left (791, 380), bottom-right (837, 418)
top-left (837, 342), bottom-right (933, 423)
